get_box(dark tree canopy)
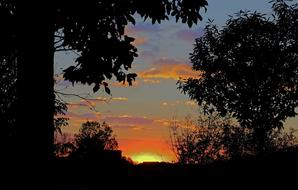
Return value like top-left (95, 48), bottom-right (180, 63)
top-left (71, 121), bottom-right (118, 160)
top-left (179, 0), bottom-right (298, 151)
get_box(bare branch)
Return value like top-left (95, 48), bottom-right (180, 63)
top-left (54, 90), bottom-right (111, 112)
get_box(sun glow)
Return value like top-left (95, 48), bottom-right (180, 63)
top-left (131, 153), bottom-right (163, 163)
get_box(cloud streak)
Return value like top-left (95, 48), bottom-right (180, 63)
top-left (138, 58), bottom-right (199, 80)
top-left (104, 115), bottom-right (154, 126)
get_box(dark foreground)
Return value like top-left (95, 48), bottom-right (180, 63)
top-left (3, 149), bottom-right (298, 189)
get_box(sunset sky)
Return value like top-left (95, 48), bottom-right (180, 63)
top-left (54, 0), bottom-right (298, 163)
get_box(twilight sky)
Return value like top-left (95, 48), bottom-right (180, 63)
top-left (54, 0), bottom-right (298, 163)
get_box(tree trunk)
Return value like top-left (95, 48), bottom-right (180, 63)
top-left (16, 2), bottom-right (55, 162)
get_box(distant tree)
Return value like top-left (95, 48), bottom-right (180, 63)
top-left (70, 121), bottom-right (118, 160)
top-left (0, 0), bottom-right (208, 161)
top-left (170, 111), bottom-right (253, 165)
top-left (171, 111), bottom-right (298, 165)
top-left (179, 0), bottom-right (298, 153)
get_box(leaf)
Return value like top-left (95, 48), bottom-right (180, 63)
top-left (166, 3), bottom-right (172, 15)
top-left (124, 35), bottom-right (135, 43)
top-left (103, 81), bottom-right (108, 87)
top-left (127, 15), bottom-right (136, 25)
top-left (187, 19), bottom-right (193, 28)
top-left (119, 27), bottom-right (125, 35)
top-left (63, 66), bottom-right (75, 74)
top-left (152, 18), bottom-right (156, 24)
top-left (104, 86), bottom-right (111, 95)
top-left (128, 79), bottom-right (132, 86)
top-left (198, 14), bottom-right (203, 21)
top-left (93, 83), bottom-right (100, 93)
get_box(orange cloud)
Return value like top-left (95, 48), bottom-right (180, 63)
top-left (111, 80), bottom-right (140, 87)
top-left (138, 58), bottom-right (199, 80)
top-left (111, 97), bottom-right (128, 101)
top-left (132, 37), bottom-right (147, 46)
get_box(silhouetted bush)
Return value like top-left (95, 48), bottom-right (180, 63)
top-left (171, 110), bottom-right (298, 165)
top-left (65, 121), bottom-right (118, 161)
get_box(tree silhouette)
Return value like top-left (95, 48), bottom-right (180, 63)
top-left (179, 0), bottom-right (298, 154)
top-left (171, 111), bottom-right (298, 165)
top-left (70, 121), bottom-right (118, 160)
top-left (0, 0), bottom-right (208, 161)
top-left (170, 112), bottom-right (253, 165)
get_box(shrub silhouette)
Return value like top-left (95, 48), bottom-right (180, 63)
top-left (171, 110), bottom-right (298, 165)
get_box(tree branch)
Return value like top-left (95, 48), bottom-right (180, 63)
top-left (54, 90), bottom-right (111, 112)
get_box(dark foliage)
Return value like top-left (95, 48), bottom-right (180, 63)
top-left (179, 0), bottom-right (298, 152)
top-left (67, 121), bottom-right (118, 160)
top-left (171, 112), bottom-right (298, 165)
top-left (50, 148), bottom-right (298, 189)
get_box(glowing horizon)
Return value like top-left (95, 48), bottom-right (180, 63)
top-left (130, 152), bottom-right (165, 163)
